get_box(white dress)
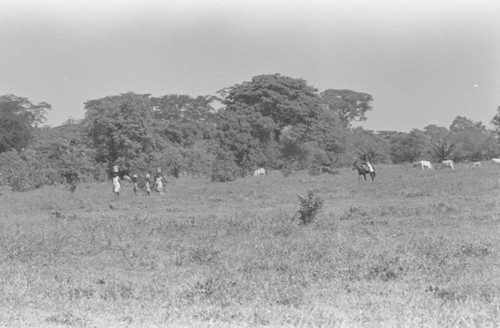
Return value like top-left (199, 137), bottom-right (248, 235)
top-left (112, 176), bottom-right (121, 193)
top-left (155, 176), bottom-right (163, 193)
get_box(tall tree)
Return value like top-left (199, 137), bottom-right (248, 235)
top-left (424, 124), bottom-right (456, 161)
top-left (84, 92), bottom-right (156, 171)
top-left (216, 74), bottom-right (323, 170)
top-left (320, 89), bottom-right (373, 128)
top-left (0, 94), bottom-right (50, 153)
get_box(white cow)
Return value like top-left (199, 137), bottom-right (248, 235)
top-left (414, 160), bottom-right (433, 169)
top-left (492, 158), bottom-right (500, 164)
top-left (473, 161), bottom-right (481, 168)
top-left (441, 160), bottom-right (454, 169)
top-left (253, 167), bottom-right (266, 176)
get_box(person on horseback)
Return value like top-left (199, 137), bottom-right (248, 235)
top-left (353, 157), bottom-right (376, 182)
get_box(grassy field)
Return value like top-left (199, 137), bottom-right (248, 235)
top-left (0, 163), bottom-right (499, 327)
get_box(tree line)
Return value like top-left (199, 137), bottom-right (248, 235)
top-left (1, 73), bottom-right (499, 191)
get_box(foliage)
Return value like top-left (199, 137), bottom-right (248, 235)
top-left (297, 190), bottom-right (323, 225)
top-left (306, 109), bottom-right (350, 166)
top-left (449, 116), bottom-right (497, 161)
top-left (216, 74), bottom-right (324, 171)
top-left (349, 128), bottom-right (391, 164)
top-left (491, 105), bottom-right (500, 138)
top-left (33, 119), bottom-right (99, 182)
top-left (210, 147), bottom-right (241, 182)
top-left (0, 94), bottom-right (51, 153)
top-left (389, 129), bottom-right (429, 163)
top-left (0, 149), bottom-right (62, 192)
top-left (320, 89), bottom-right (373, 127)
top-left (84, 92), bottom-right (156, 171)
top-left (424, 124), bottom-right (456, 161)
top-left (151, 94), bottom-right (217, 147)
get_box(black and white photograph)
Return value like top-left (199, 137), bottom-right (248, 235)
top-left (1, 0), bottom-right (499, 326)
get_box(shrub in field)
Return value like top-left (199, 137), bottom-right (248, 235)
top-left (211, 159), bottom-right (240, 182)
top-left (297, 190), bottom-right (323, 225)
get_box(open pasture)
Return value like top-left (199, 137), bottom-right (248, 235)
top-left (0, 164), bottom-right (499, 327)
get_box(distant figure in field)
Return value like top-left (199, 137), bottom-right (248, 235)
top-left (145, 173), bottom-right (151, 196)
top-left (132, 174), bottom-right (139, 195)
top-left (352, 159), bottom-right (376, 182)
top-left (441, 160), bottom-right (454, 169)
top-left (473, 161), bottom-right (481, 168)
top-left (112, 173), bottom-right (121, 196)
top-left (155, 167), bottom-right (164, 195)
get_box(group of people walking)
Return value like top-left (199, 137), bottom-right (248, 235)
top-left (112, 166), bottom-right (165, 196)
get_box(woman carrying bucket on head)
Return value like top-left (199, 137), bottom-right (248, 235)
top-left (132, 174), bottom-right (139, 195)
top-left (155, 167), bottom-right (164, 195)
top-left (112, 165), bottom-right (121, 196)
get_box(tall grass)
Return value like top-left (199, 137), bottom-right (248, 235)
top-left (0, 164), bottom-right (499, 327)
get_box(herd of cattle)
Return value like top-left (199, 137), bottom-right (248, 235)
top-left (410, 159), bottom-right (500, 170)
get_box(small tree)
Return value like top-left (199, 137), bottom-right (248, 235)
top-left (297, 190), bottom-right (323, 225)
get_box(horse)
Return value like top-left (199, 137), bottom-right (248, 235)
top-left (352, 160), bottom-right (376, 182)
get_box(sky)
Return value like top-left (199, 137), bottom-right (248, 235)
top-left (1, 0), bottom-right (499, 132)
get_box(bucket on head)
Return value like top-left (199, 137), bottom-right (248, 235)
top-left (156, 167), bottom-right (161, 174)
top-left (113, 165), bottom-right (119, 173)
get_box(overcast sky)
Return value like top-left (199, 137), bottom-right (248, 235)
top-left (1, 0), bottom-right (499, 131)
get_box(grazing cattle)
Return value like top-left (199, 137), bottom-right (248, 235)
top-left (352, 160), bottom-right (376, 182)
top-left (492, 158), bottom-right (500, 164)
top-left (253, 167), bottom-right (266, 176)
top-left (441, 160), bottom-right (454, 169)
top-left (473, 161), bottom-right (481, 168)
top-left (413, 160), bottom-right (433, 170)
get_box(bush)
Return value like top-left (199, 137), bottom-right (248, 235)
top-left (211, 159), bottom-right (240, 182)
top-left (210, 147), bottom-right (242, 182)
top-left (297, 190), bottom-right (323, 225)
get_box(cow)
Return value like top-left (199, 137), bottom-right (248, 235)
top-left (413, 160), bottom-right (433, 170)
top-left (441, 160), bottom-right (454, 169)
top-left (473, 161), bottom-right (481, 168)
top-left (253, 167), bottom-right (266, 176)
top-left (492, 158), bottom-right (500, 164)
top-left (352, 160), bottom-right (375, 182)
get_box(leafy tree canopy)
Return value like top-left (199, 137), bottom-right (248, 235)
top-left (320, 89), bottom-right (373, 128)
top-left (151, 94), bottom-right (216, 146)
top-left (0, 94), bottom-right (50, 152)
top-left (84, 92), bottom-right (156, 170)
top-left (216, 74), bottom-right (324, 170)
top-left (390, 129), bottom-right (429, 163)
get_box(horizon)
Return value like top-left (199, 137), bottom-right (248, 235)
top-left (1, 0), bottom-right (499, 132)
